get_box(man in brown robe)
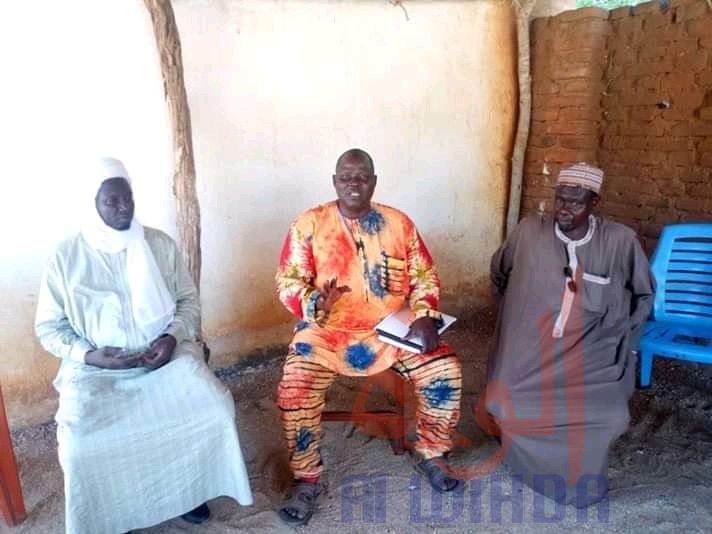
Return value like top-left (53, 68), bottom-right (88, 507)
top-left (487, 163), bottom-right (654, 507)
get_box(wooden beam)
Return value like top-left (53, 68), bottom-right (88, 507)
top-left (506, 0), bottom-right (536, 237)
top-left (143, 0), bottom-right (202, 294)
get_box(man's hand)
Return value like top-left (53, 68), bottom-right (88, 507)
top-left (406, 317), bottom-right (440, 354)
top-left (316, 278), bottom-right (351, 313)
top-left (84, 347), bottom-right (142, 369)
top-left (141, 334), bottom-right (177, 370)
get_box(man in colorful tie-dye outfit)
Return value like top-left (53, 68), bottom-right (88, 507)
top-left (275, 148), bottom-right (463, 525)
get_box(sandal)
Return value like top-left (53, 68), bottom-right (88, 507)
top-left (278, 480), bottom-right (324, 526)
top-left (181, 502), bottom-right (211, 524)
top-left (414, 456), bottom-right (463, 494)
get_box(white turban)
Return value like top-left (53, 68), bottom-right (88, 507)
top-left (82, 157), bottom-right (176, 346)
top-left (94, 156), bottom-right (130, 183)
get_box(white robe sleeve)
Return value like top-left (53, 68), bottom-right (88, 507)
top-left (161, 239), bottom-right (200, 345)
top-left (35, 255), bottom-right (92, 363)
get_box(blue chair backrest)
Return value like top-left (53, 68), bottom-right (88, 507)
top-left (650, 223), bottom-right (712, 328)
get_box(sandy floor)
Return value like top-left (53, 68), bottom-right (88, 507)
top-left (6, 310), bottom-right (712, 533)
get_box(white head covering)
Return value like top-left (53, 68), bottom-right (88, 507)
top-left (82, 157), bottom-right (176, 345)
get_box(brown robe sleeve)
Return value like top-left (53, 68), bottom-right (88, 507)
top-left (490, 220), bottom-right (525, 302)
top-left (626, 234), bottom-right (656, 340)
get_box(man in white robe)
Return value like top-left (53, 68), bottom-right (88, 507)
top-left (35, 157), bottom-right (253, 534)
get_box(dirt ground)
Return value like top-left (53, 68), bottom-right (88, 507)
top-left (6, 310), bottom-right (712, 533)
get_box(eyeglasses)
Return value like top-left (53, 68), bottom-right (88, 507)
top-left (554, 197), bottom-right (586, 210)
top-left (563, 266), bottom-right (577, 293)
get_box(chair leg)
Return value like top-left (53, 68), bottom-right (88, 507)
top-left (0, 479), bottom-right (21, 528)
top-left (389, 374), bottom-right (406, 456)
top-left (0, 389), bottom-right (27, 526)
top-left (638, 349), bottom-right (653, 389)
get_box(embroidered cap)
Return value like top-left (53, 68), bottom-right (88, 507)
top-left (556, 163), bottom-right (604, 194)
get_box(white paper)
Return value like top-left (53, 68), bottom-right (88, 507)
top-left (374, 307), bottom-right (457, 353)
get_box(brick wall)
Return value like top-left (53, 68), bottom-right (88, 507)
top-left (522, 0), bottom-right (712, 252)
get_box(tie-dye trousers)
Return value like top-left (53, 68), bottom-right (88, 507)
top-left (277, 346), bottom-right (462, 480)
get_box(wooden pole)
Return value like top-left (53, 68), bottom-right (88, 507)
top-left (0, 385), bottom-right (26, 527)
top-left (506, 0), bottom-right (536, 237)
top-left (143, 0), bottom-right (202, 293)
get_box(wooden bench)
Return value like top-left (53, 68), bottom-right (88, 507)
top-left (322, 369), bottom-right (409, 455)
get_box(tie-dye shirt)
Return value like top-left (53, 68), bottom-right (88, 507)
top-left (276, 201), bottom-right (445, 376)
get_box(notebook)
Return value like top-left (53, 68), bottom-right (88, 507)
top-left (374, 307), bottom-right (457, 354)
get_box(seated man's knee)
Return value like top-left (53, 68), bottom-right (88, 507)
top-left (447, 353), bottom-right (462, 377)
top-left (430, 351), bottom-right (461, 380)
top-left (277, 358), bottom-right (324, 410)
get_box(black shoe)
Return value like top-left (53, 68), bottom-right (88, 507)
top-left (181, 503), bottom-right (211, 525)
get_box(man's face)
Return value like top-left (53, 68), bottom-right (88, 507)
top-left (96, 177), bottom-right (134, 231)
top-left (332, 156), bottom-right (377, 216)
top-left (554, 185), bottom-right (598, 233)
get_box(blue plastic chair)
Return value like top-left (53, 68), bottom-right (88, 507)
top-left (638, 223), bottom-right (712, 387)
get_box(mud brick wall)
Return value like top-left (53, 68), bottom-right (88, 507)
top-left (522, 0), bottom-right (712, 252)
top-left (524, 8), bottom-right (609, 217)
